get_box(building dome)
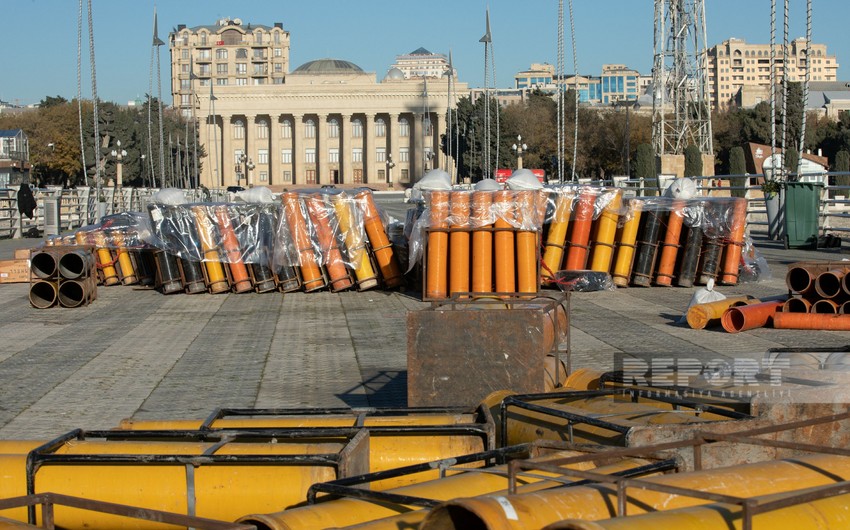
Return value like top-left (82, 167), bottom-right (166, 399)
top-left (384, 67), bottom-right (405, 80)
top-left (292, 58), bottom-right (364, 74)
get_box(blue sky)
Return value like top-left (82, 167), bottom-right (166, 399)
top-left (3, 0), bottom-right (848, 106)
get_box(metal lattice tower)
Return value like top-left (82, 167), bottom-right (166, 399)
top-left (652, 0), bottom-right (713, 156)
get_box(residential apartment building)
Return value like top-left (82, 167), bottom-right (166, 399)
top-left (170, 19), bottom-right (465, 188)
top-left (0, 129), bottom-right (30, 186)
top-left (388, 48), bottom-right (451, 79)
top-left (513, 63), bottom-right (640, 105)
top-left (707, 37), bottom-right (839, 108)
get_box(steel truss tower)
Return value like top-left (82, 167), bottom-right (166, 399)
top-left (652, 0), bottom-right (713, 156)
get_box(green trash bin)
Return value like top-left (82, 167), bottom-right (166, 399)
top-left (783, 181), bottom-right (823, 249)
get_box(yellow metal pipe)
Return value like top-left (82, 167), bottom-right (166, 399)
top-left (238, 452), bottom-right (653, 530)
top-left (110, 231), bottom-right (137, 285)
top-left (117, 413), bottom-right (477, 431)
top-left (419, 454), bottom-right (850, 530)
top-left (549, 489), bottom-right (850, 529)
top-left (611, 199), bottom-right (642, 287)
top-left (191, 206), bottom-right (229, 293)
top-left (0, 440), bottom-right (350, 529)
top-left (542, 190), bottom-right (573, 283)
top-left (589, 190), bottom-right (622, 273)
top-left (91, 231), bottom-right (119, 286)
top-left (332, 194), bottom-right (378, 291)
top-left (0, 517), bottom-right (38, 529)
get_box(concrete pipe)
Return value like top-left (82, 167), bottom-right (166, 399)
top-left (720, 300), bottom-right (784, 333)
top-left (238, 451), bottom-right (654, 530)
top-left (655, 199), bottom-right (685, 287)
top-left (0, 439), bottom-right (358, 530)
top-left (57, 250), bottom-right (94, 280)
top-left (547, 489), bottom-right (850, 529)
top-left (30, 251), bottom-right (57, 280)
top-left (57, 278), bottom-right (94, 308)
top-left (28, 281), bottom-right (57, 309)
top-left (419, 454), bottom-right (850, 530)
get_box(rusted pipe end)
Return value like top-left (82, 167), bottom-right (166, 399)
top-left (783, 297), bottom-right (813, 313)
top-left (31, 251), bottom-right (57, 280)
top-left (815, 270), bottom-right (846, 299)
top-left (786, 266), bottom-right (816, 294)
top-left (29, 280), bottom-right (57, 309)
top-left (58, 280), bottom-right (88, 308)
top-left (812, 299), bottom-right (840, 314)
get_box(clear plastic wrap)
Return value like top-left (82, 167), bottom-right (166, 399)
top-left (553, 270), bottom-right (616, 292)
top-left (73, 212), bottom-right (152, 249)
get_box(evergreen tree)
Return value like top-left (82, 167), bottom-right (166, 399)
top-left (728, 146), bottom-right (747, 198)
top-left (684, 144), bottom-right (702, 177)
top-left (834, 150), bottom-right (850, 198)
top-left (635, 144), bottom-right (654, 180)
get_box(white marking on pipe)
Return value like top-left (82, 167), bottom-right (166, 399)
top-left (494, 496), bottom-right (519, 520)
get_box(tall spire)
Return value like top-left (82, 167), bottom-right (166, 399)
top-left (479, 8), bottom-right (492, 43)
top-left (152, 6), bottom-right (165, 46)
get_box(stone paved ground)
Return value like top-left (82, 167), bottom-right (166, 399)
top-left (0, 233), bottom-right (848, 439)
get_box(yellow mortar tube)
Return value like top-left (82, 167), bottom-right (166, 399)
top-left (332, 194), bottom-right (378, 291)
top-left (542, 190), bottom-right (573, 283)
top-left (589, 190), bottom-right (622, 273)
top-left (191, 205), bottom-right (230, 293)
top-left (611, 200), bottom-right (643, 287)
top-left (0, 440), bottom-right (349, 530)
top-left (91, 231), bottom-right (119, 286)
top-left (549, 487), bottom-right (850, 529)
top-left (356, 190), bottom-right (403, 288)
top-left (238, 453), bottom-right (654, 530)
top-left (110, 232), bottom-right (137, 285)
top-left (115, 415), bottom-right (485, 491)
top-left (686, 296), bottom-right (756, 329)
top-left (420, 453), bottom-right (850, 530)
top-left (490, 394), bottom-right (731, 447)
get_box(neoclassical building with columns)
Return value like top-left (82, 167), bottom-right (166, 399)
top-left (170, 18), bottom-right (466, 189)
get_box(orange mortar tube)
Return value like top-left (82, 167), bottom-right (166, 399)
top-left (449, 191), bottom-right (471, 297)
top-left (589, 190), bottom-right (622, 274)
top-left (720, 198), bottom-right (748, 285)
top-left (214, 206), bottom-right (253, 293)
top-left (91, 231), bottom-right (120, 286)
top-left (721, 300), bottom-right (784, 333)
top-left (773, 312), bottom-right (850, 330)
top-left (331, 194), bottom-right (378, 291)
top-left (611, 200), bottom-right (643, 287)
top-left (191, 206), bottom-right (230, 294)
top-left (812, 299), bottom-right (840, 314)
top-left (494, 190), bottom-right (516, 294)
top-left (471, 191), bottom-right (494, 294)
top-left (654, 199), bottom-right (685, 286)
top-left (783, 297), bottom-right (813, 313)
top-left (542, 191), bottom-right (573, 283)
top-left (685, 296), bottom-right (754, 330)
top-left (564, 190), bottom-right (595, 271)
top-left (515, 191), bottom-right (539, 295)
top-left (282, 192), bottom-right (325, 292)
top-left (356, 190), bottom-right (403, 288)
top-left (306, 194), bottom-right (353, 292)
top-left (110, 231), bottom-right (137, 285)
top-left (426, 191), bottom-right (450, 299)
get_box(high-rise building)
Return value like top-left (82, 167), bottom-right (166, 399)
top-left (707, 38), bottom-right (839, 109)
top-left (389, 48), bottom-right (451, 79)
top-left (169, 20), bottom-right (466, 188)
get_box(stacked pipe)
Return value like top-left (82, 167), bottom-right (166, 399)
top-left (28, 246), bottom-right (97, 309)
top-left (774, 261), bottom-right (850, 330)
top-left (422, 190), bottom-right (543, 300)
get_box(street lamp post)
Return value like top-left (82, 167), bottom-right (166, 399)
top-left (110, 140), bottom-right (127, 189)
top-left (237, 153), bottom-right (255, 188)
top-left (511, 135), bottom-right (528, 170)
top-left (386, 154), bottom-right (396, 189)
top-left (140, 154), bottom-right (147, 187)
